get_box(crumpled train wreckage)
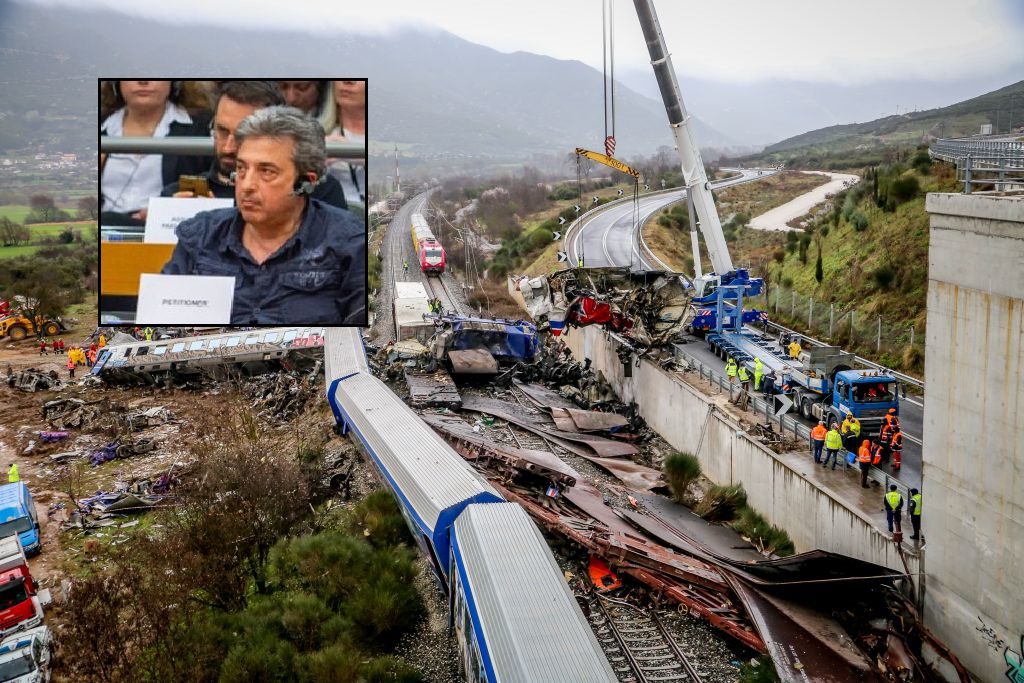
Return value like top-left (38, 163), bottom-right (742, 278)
top-left (512, 267), bottom-right (694, 354)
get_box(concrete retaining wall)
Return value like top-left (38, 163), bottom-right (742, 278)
top-left (923, 192), bottom-right (1024, 683)
top-left (564, 324), bottom-right (917, 574)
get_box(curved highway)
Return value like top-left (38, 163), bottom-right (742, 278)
top-left (567, 168), bottom-right (778, 269)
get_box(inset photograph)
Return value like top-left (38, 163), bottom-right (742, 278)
top-left (99, 79), bottom-right (367, 326)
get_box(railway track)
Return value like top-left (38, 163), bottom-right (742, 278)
top-left (581, 592), bottom-right (704, 683)
top-left (424, 273), bottom-right (461, 316)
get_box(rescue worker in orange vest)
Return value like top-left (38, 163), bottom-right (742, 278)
top-left (857, 439), bottom-right (873, 488)
top-left (889, 428), bottom-right (904, 470)
top-left (810, 421), bottom-right (827, 464)
top-left (883, 407), bottom-right (900, 431)
top-left (883, 484), bottom-right (904, 534)
top-left (870, 440), bottom-right (884, 466)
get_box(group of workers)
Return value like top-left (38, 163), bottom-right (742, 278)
top-left (38, 335), bottom-right (107, 378)
top-left (883, 484), bottom-right (923, 540)
top-left (809, 409), bottom-right (905, 482)
top-left (427, 297), bottom-right (444, 315)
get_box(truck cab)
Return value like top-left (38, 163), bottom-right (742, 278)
top-left (0, 626), bottom-right (51, 683)
top-left (0, 539), bottom-right (42, 641)
top-left (828, 370), bottom-right (899, 435)
top-left (0, 486), bottom-right (39, 557)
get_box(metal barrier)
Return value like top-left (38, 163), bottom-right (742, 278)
top-left (101, 136), bottom-right (365, 160)
top-left (929, 137), bottom-right (1024, 193)
top-left (671, 342), bottom-right (911, 499)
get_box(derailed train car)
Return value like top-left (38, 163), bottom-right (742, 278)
top-left (324, 328), bottom-right (616, 683)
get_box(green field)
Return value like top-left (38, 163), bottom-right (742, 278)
top-left (0, 206), bottom-right (32, 223)
top-left (27, 220), bottom-right (97, 238)
top-left (0, 245), bottom-right (43, 259)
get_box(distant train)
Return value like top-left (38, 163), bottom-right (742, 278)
top-left (411, 212), bottom-right (446, 275)
top-left (324, 328), bottom-right (616, 683)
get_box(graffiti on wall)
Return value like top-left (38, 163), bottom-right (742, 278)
top-left (979, 617), bottom-right (1009, 651)
top-left (1006, 636), bottom-right (1023, 683)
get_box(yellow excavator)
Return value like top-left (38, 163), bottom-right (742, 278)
top-left (0, 315), bottom-right (67, 341)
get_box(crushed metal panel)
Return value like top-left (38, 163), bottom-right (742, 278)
top-left (513, 381), bottom-right (578, 411)
top-left (404, 370), bottom-right (462, 408)
top-left (459, 395), bottom-right (638, 457)
top-left (727, 576), bottom-right (883, 683)
top-left (448, 348), bottom-right (498, 375)
top-left (421, 413), bottom-right (577, 486)
top-left (549, 407), bottom-right (579, 432)
top-left (565, 408), bottom-right (629, 432)
top-left (575, 455), bottom-right (665, 491)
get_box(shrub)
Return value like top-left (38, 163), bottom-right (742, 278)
top-left (872, 264), bottom-right (897, 290)
top-left (739, 655), bottom-right (781, 683)
top-left (889, 176), bottom-right (920, 204)
top-left (344, 490), bottom-right (412, 549)
top-left (695, 483), bottom-right (747, 521)
top-left (731, 506), bottom-right (795, 556)
top-left (663, 452), bottom-right (701, 501)
top-left (781, 277), bottom-right (794, 289)
top-left (850, 211), bottom-right (869, 232)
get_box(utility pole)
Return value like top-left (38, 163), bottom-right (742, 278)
top-left (395, 144), bottom-right (400, 194)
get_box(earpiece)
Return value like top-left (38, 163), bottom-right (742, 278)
top-left (291, 177), bottom-right (318, 196)
top-left (112, 81), bottom-right (120, 101)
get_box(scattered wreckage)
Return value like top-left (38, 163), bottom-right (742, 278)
top-left (419, 404), bottom-right (969, 683)
top-left (6, 369), bottom-right (61, 393)
top-left (512, 267), bottom-right (694, 352)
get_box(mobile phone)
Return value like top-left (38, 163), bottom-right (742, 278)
top-left (178, 175), bottom-right (210, 197)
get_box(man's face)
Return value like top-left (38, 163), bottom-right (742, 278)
top-left (278, 81), bottom-right (320, 113)
top-left (212, 97), bottom-right (259, 178)
top-left (235, 136), bottom-right (304, 226)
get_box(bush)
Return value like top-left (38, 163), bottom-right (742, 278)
top-left (695, 483), bottom-right (747, 521)
top-left (850, 210), bottom-right (869, 232)
top-left (889, 175), bottom-right (920, 204)
top-left (344, 490), bottom-right (412, 549)
top-left (781, 277), bottom-right (794, 289)
top-left (731, 507), bottom-right (795, 556)
top-left (872, 264), bottom-right (897, 290)
top-left (663, 452), bottom-right (701, 501)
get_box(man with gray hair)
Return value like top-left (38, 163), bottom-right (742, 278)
top-left (161, 106), bottom-right (365, 325)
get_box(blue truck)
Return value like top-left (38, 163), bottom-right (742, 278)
top-left (0, 484), bottom-right (40, 557)
top-left (704, 282), bottom-right (899, 435)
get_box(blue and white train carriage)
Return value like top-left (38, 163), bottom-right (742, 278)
top-left (325, 329), bottom-right (617, 682)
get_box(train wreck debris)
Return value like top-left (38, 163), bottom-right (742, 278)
top-left (404, 370), bottom-right (462, 408)
top-left (428, 412), bottom-right (967, 682)
top-left (7, 369), bottom-right (61, 393)
top-left (513, 267), bottom-right (693, 349)
top-left (426, 315), bottom-right (540, 376)
top-left (42, 398), bottom-right (116, 430)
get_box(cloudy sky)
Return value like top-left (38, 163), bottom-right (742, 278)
top-left (21, 0), bottom-right (1024, 85)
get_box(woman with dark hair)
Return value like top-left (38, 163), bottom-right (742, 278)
top-left (99, 80), bottom-right (212, 226)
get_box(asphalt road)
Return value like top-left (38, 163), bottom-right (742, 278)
top-left (676, 332), bottom-right (924, 489)
top-left (566, 168), bottom-right (777, 269)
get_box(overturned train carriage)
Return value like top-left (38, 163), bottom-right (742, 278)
top-left (323, 328), bottom-right (617, 683)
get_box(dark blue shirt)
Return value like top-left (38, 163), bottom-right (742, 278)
top-left (161, 199), bottom-right (365, 325)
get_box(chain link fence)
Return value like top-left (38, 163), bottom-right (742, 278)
top-left (747, 285), bottom-right (924, 375)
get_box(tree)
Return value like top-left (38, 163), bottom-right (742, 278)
top-left (814, 243), bottom-right (823, 284)
top-left (0, 217), bottom-right (30, 247)
top-left (28, 193), bottom-right (57, 222)
top-left (77, 195), bottom-right (99, 220)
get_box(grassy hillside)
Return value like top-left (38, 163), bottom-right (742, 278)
top-left (740, 80), bottom-right (1024, 168)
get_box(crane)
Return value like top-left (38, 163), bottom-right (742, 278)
top-left (630, 0), bottom-right (749, 299)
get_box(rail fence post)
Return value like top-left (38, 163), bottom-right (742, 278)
top-left (850, 311), bottom-right (855, 346)
top-left (877, 316), bottom-right (882, 353)
top-left (791, 290), bottom-right (796, 317)
top-left (910, 325), bottom-right (915, 348)
top-left (809, 297), bottom-right (814, 330)
top-left (965, 154), bottom-right (973, 194)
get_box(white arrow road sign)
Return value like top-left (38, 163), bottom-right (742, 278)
top-left (617, 189), bottom-right (624, 196)
top-left (557, 251), bottom-right (569, 263)
top-left (774, 395), bottom-right (794, 417)
top-left (558, 216), bottom-right (566, 225)
top-left (552, 231), bottom-right (561, 241)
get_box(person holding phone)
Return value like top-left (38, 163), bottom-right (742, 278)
top-left (161, 106), bottom-right (365, 325)
top-left (100, 80), bottom-right (210, 226)
top-left (161, 81), bottom-right (349, 210)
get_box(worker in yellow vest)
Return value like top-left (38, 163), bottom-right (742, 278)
top-left (883, 484), bottom-right (904, 534)
top-left (823, 425), bottom-right (843, 469)
top-left (725, 357), bottom-right (737, 384)
top-left (7, 463), bottom-right (18, 483)
top-left (753, 357), bottom-right (763, 391)
top-left (908, 488), bottom-right (922, 540)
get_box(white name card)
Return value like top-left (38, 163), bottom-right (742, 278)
top-left (136, 274), bottom-right (235, 324)
top-left (143, 197), bottom-right (234, 244)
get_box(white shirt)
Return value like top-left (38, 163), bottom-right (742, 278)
top-left (327, 128), bottom-right (365, 207)
top-left (101, 101), bottom-right (193, 214)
